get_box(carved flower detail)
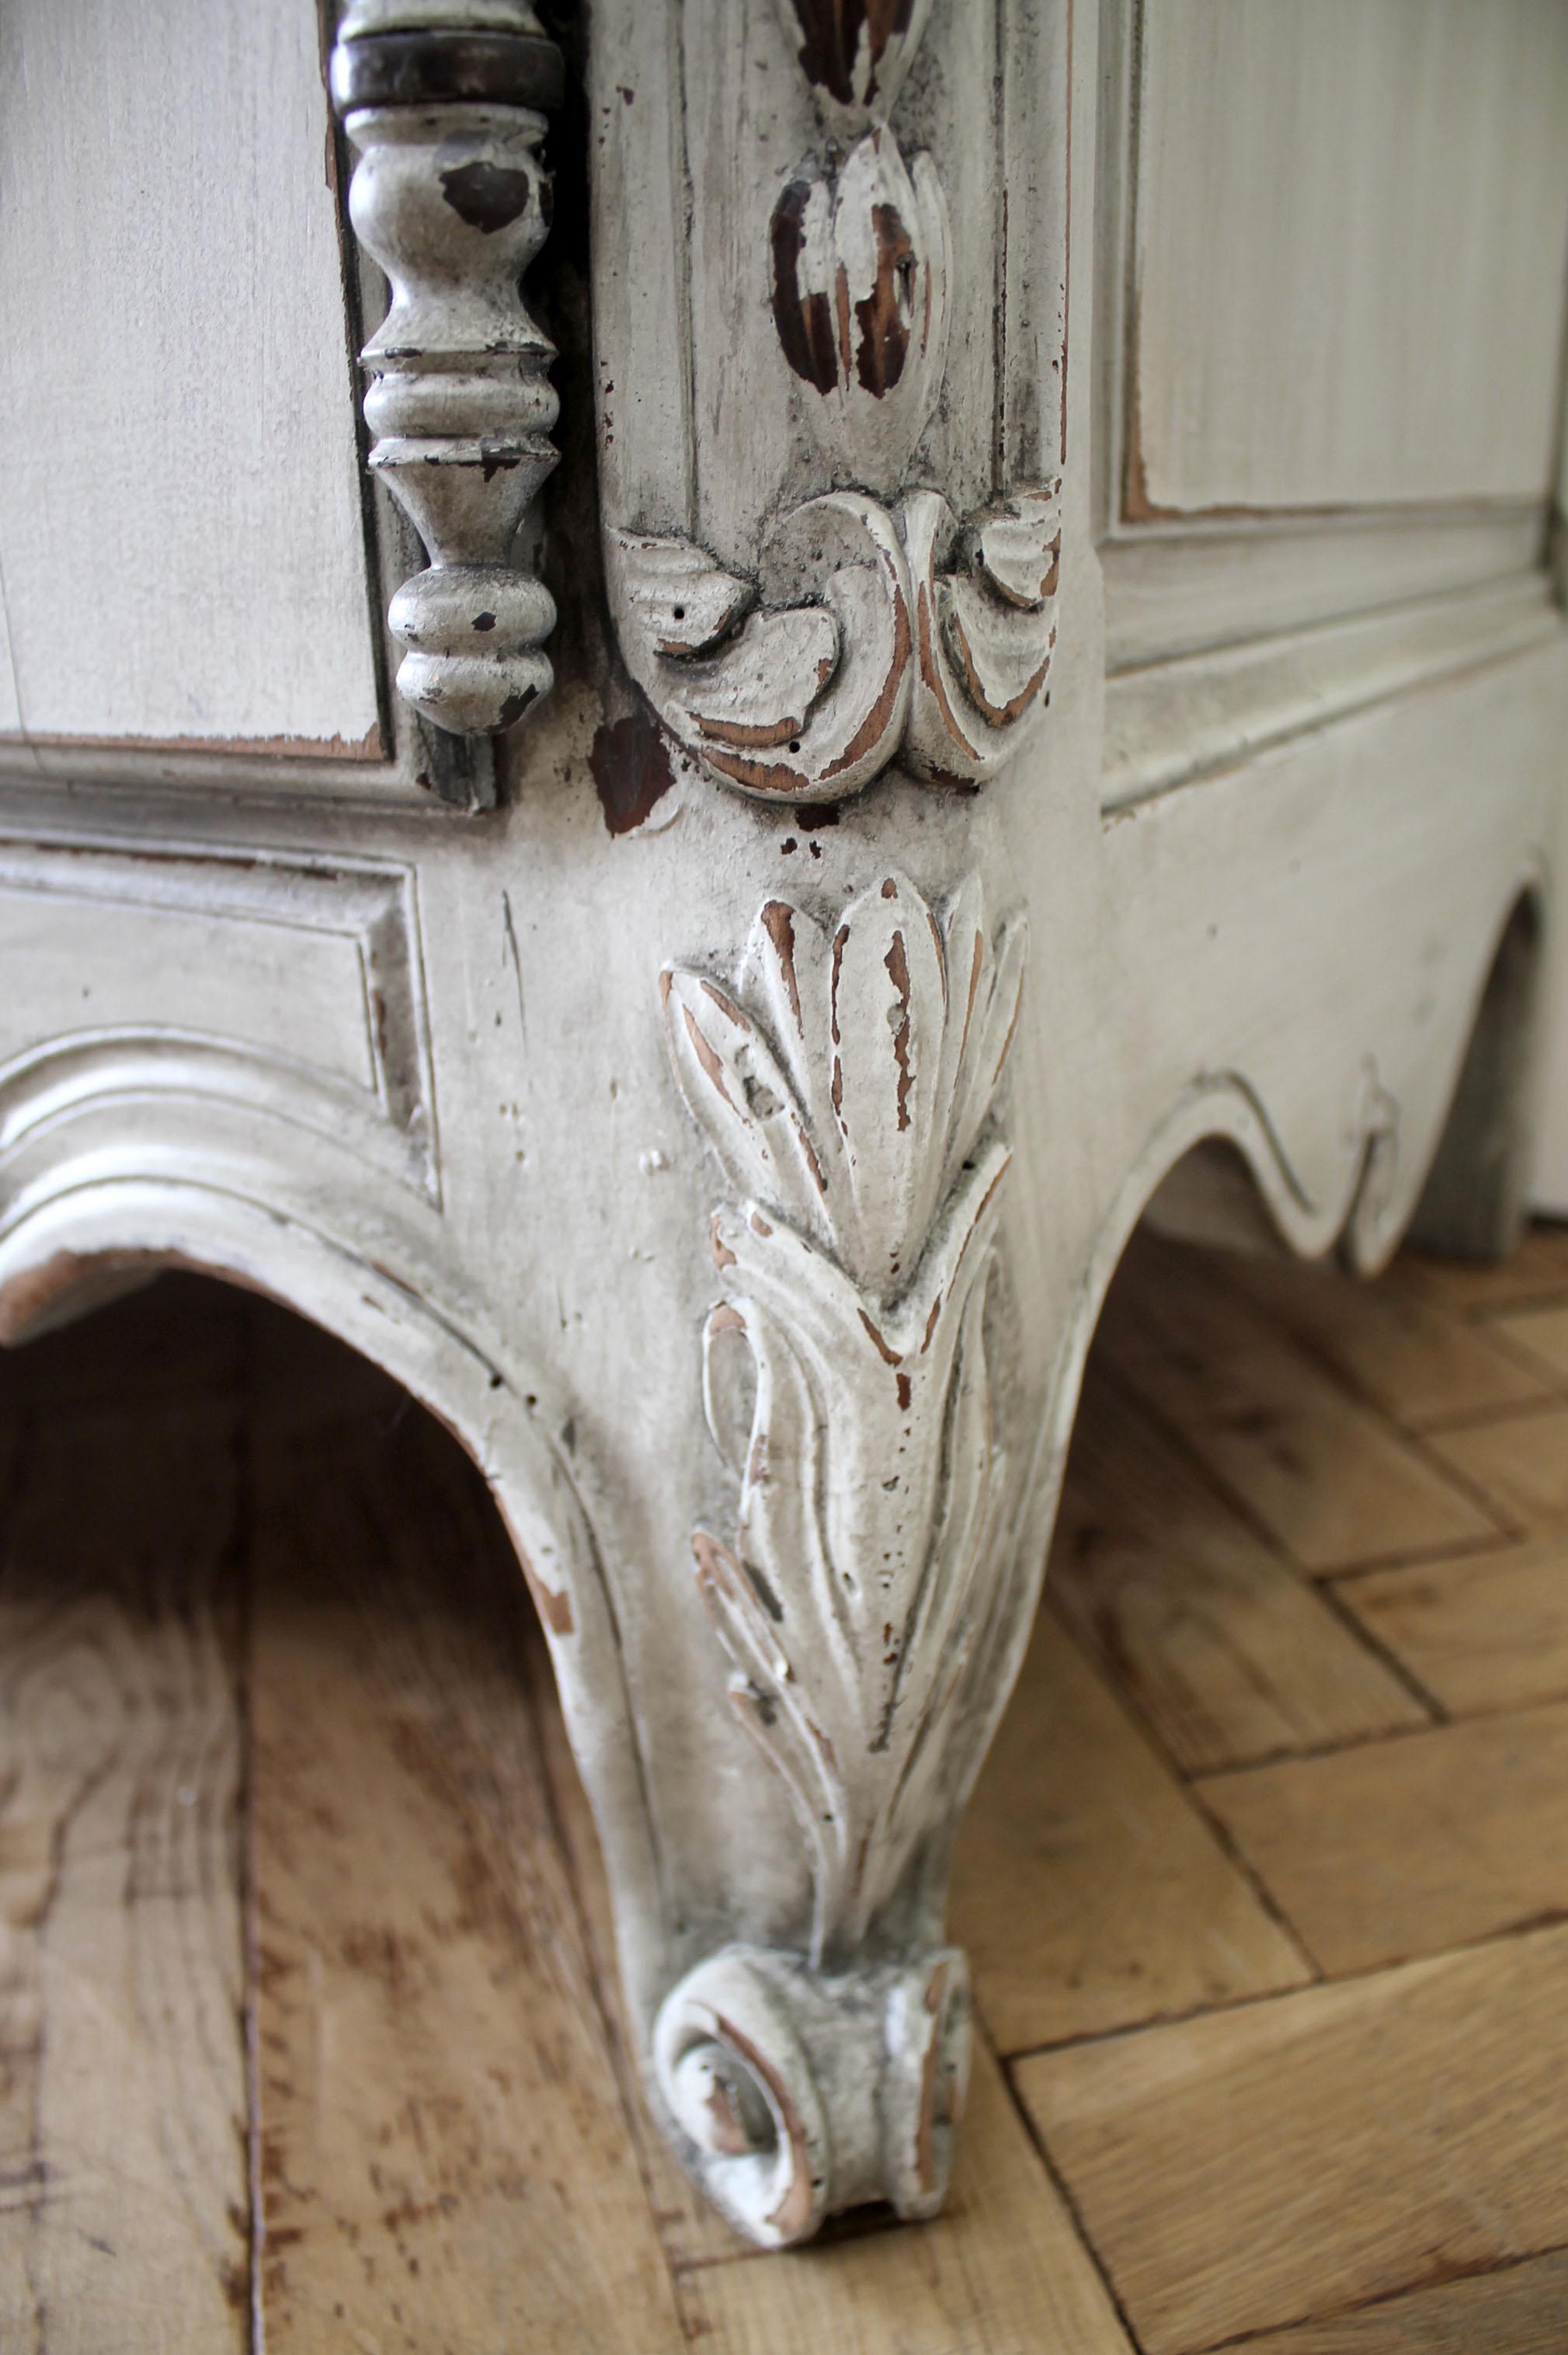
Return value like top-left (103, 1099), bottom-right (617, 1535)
top-left (770, 130), bottom-right (950, 482)
top-left (662, 872), bottom-right (1025, 1960)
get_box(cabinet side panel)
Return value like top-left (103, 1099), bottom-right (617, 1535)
top-left (1129, 0), bottom-right (1568, 516)
top-left (0, 0), bottom-right (381, 753)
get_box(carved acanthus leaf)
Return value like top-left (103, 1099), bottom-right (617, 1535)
top-left (662, 871), bottom-right (1025, 1961)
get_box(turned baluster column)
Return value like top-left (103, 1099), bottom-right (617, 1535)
top-left (329, 1), bottom-right (563, 745)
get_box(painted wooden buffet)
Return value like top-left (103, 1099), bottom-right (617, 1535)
top-left (2, 0), bottom-right (1566, 2249)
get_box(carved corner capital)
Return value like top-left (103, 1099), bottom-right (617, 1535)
top-left (593, 0), bottom-right (1069, 807)
top-left (331, 1), bottom-right (563, 743)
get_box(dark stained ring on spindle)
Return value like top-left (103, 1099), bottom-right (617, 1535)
top-left (329, 29), bottom-right (565, 117)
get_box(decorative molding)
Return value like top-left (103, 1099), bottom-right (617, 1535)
top-left (655, 865), bottom-right (1020, 2235)
top-left (662, 870), bottom-right (1024, 1956)
top-left (594, 0), bottom-right (1067, 805)
top-left (0, 837), bottom-right (437, 1200)
top-left (330, 1), bottom-right (562, 740)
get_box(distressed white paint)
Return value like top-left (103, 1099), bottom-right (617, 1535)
top-left (0, 0), bottom-right (381, 750)
top-left (0, 586), bottom-right (22, 739)
top-left (1130, 0), bottom-right (1568, 515)
top-left (0, 0), bottom-right (1564, 2261)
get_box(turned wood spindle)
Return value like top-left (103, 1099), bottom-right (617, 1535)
top-left (330, 2), bottom-right (564, 739)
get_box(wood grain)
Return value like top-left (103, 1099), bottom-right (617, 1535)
top-left (1220, 1250), bottom-right (1552, 1428)
top-left (1131, 0), bottom-right (1568, 511)
top-left (246, 1371), bottom-right (684, 2355)
top-left (1198, 1700), bottom-right (1568, 1974)
top-left (675, 2037), bottom-right (1135, 2355)
top-left (1400, 1228), bottom-right (1568, 1316)
top-left (1015, 1924), bottom-right (1568, 2355)
top-left (0, 1400), bottom-right (249, 2353)
top-left (1096, 1236), bottom-right (1500, 1571)
top-left (7, 1233), bottom-right (1568, 2344)
top-left (0, 0), bottom-right (381, 749)
top-left (1424, 1403), bottom-right (1568, 1533)
top-left (1051, 1369), bottom-right (1428, 1771)
top-left (948, 1614), bottom-right (1309, 2056)
top-left (1491, 1302), bottom-right (1568, 1384)
top-left (1220, 2249), bottom-right (1568, 2354)
top-left (1339, 1536), bottom-right (1568, 1716)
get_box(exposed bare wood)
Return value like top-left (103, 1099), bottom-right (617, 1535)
top-left (1051, 1368), bottom-right (1429, 1772)
top-left (1096, 1236), bottom-right (1502, 1571)
top-left (1217, 2249), bottom-right (1568, 2355)
top-left (0, 1401), bottom-right (248, 2353)
top-left (1491, 1301), bottom-right (1568, 1383)
top-left (949, 1615), bottom-right (1309, 2055)
top-left (247, 1370), bottom-right (684, 2353)
top-left (1199, 1700), bottom-right (1568, 1974)
top-left (675, 2040), bottom-right (1135, 2355)
top-left (1218, 1249), bottom-right (1552, 1429)
top-left (1338, 1536), bottom-right (1568, 1717)
top-left (1016, 1925), bottom-right (1568, 2355)
top-left (1425, 1403), bottom-right (1568, 1533)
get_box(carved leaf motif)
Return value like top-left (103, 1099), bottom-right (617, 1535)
top-left (900, 484), bottom-right (1062, 786)
top-left (610, 495), bottom-right (912, 802)
top-left (770, 131), bottom-right (951, 485)
top-left (664, 873), bottom-right (1026, 1960)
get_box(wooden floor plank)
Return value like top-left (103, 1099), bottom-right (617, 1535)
top-left (675, 2037), bottom-right (1135, 2355)
top-left (1489, 1302), bottom-right (1568, 1385)
top-left (1398, 1226), bottom-right (1568, 1317)
top-left (5, 1239), bottom-right (1566, 2350)
top-left (1197, 1700), bottom-right (1568, 1973)
top-left (1338, 1536), bottom-right (1568, 1715)
top-left (1051, 1369), bottom-right (1429, 1772)
top-left (1014, 1924), bottom-right (1568, 2355)
top-left (949, 1614), bottom-right (1310, 2055)
top-left (1096, 1236), bottom-right (1499, 1571)
top-left (246, 1366), bottom-right (685, 2355)
top-left (1221, 1249), bottom-right (1552, 1428)
top-left (0, 1397), bottom-right (249, 2355)
top-left (1425, 1403), bottom-right (1568, 1533)
top-left (1217, 2247), bottom-right (1568, 2353)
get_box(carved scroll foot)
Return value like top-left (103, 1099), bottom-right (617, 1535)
top-left (654, 1945), bottom-right (970, 2246)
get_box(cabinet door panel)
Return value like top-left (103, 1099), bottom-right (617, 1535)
top-left (1129, 0), bottom-right (1568, 517)
top-left (0, 0), bottom-right (381, 756)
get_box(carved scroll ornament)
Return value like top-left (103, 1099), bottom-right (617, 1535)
top-left (653, 869), bottom-right (1023, 2239)
top-left (598, 0), bottom-right (1064, 804)
top-left (330, 2), bottom-right (563, 739)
